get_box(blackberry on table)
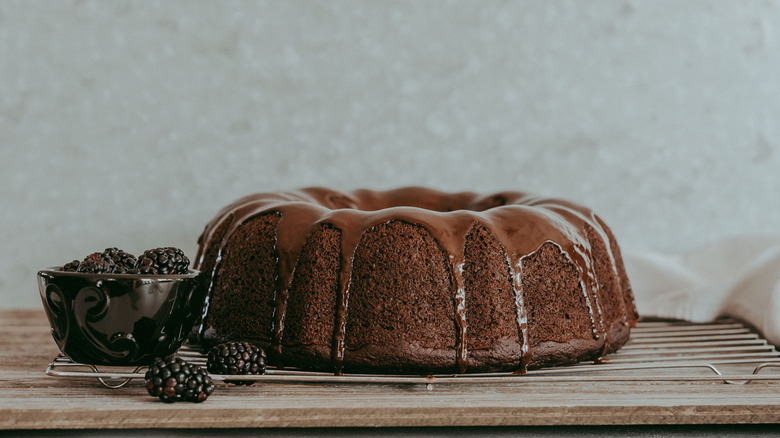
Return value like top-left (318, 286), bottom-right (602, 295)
top-left (145, 357), bottom-right (214, 403)
top-left (207, 341), bottom-right (266, 385)
top-left (137, 247), bottom-right (190, 275)
top-left (186, 365), bottom-right (214, 402)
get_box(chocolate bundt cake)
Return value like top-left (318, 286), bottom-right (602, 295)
top-left (194, 187), bottom-right (637, 374)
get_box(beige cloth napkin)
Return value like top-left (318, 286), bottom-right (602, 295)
top-left (624, 234), bottom-right (780, 346)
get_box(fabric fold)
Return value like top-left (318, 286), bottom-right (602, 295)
top-left (624, 234), bottom-right (780, 346)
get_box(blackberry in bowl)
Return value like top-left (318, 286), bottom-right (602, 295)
top-left (37, 248), bottom-right (205, 366)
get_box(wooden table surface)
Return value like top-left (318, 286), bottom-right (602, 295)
top-left (2, 309), bottom-right (780, 431)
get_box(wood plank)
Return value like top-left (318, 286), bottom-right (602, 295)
top-left (2, 309), bottom-right (780, 430)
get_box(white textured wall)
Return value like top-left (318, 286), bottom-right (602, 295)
top-left (2, 0), bottom-right (780, 308)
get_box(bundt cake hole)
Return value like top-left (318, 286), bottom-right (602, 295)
top-left (326, 191), bottom-right (511, 214)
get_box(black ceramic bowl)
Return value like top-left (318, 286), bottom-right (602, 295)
top-left (37, 268), bottom-right (206, 366)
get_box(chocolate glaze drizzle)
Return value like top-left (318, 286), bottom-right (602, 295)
top-left (195, 187), bottom-right (627, 374)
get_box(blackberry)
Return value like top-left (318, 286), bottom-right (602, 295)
top-left (136, 247), bottom-right (190, 275)
top-left (207, 341), bottom-right (266, 385)
top-left (61, 260), bottom-right (80, 272)
top-left (74, 249), bottom-right (135, 274)
top-left (100, 247), bottom-right (138, 272)
top-left (127, 264), bottom-right (159, 275)
top-left (145, 357), bottom-right (215, 403)
top-left (186, 364), bottom-right (215, 402)
top-left (76, 253), bottom-right (116, 274)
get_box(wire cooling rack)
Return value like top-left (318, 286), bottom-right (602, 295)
top-left (45, 319), bottom-right (780, 389)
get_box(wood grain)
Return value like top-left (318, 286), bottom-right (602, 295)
top-left (2, 309), bottom-right (780, 430)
